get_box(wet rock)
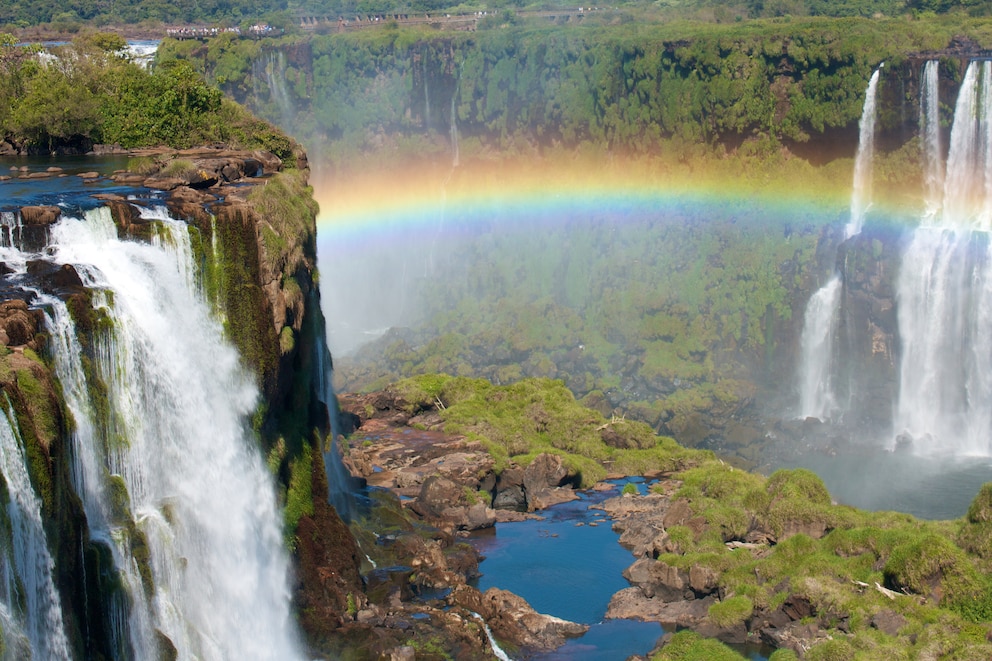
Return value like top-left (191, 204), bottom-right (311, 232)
top-left (449, 585), bottom-right (588, 651)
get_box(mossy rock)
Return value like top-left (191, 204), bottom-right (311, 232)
top-left (884, 533), bottom-right (979, 604)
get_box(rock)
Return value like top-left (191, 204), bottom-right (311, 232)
top-left (409, 475), bottom-right (495, 531)
top-left (870, 609), bottom-right (907, 636)
top-left (493, 484), bottom-right (526, 511)
top-left (623, 558), bottom-right (693, 601)
top-left (606, 586), bottom-right (714, 625)
top-left (449, 585), bottom-right (588, 651)
top-left (144, 176), bottom-right (187, 191)
top-left (689, 564), bottom-right (719, 594)
top-left (78, 171), bottom-right (101, 179)
top-left (19, 206), bottom-right (61, 226)
top-left (0, 299), bottom-right (40, 346)
top-left (760, 621), bottom-right (832, 654)
top-left (523, 453), bottom-right (572, 511)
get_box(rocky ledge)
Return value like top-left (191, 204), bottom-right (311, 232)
top-left (339, 388), bottom-right (581, 531)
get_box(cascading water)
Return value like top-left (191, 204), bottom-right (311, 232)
top-left (12, 205), bottom-right (304, 659)
top-left (0, 402), bottom-right (73, 660)
top-left (894, 60), bottom-right (992, 455)
top-left (797, 275), bottom-right (842, 420)
top-left (254, 51), bottom-right (296, 130)
top-left (921, 60), bottom-right (944, 221)
top-left (844, 65), bottom-right (882, 239)
top-left (796, 66), bottom-right (881, 420)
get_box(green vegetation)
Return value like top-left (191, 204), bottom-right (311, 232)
top-left (5, 0), bottom-right (987, 33)
top-left (284, 441), bottom-right (315, 547)
top-left (0, 32), bottom-right (299, 154)
top-left (652, 630), bottom-right (747, 661)
top-left (164, 18), bottom-right (992, 159)
top-left (646, 459), bottom-right (992, 657)
top-left (388, 374), bottom-right (710, 484)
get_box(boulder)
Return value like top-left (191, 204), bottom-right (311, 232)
top-left (409, 475), bottom-right (495, 531)
top-left (870, 609), bottom-right (907, 636)
top-left (0, 299), bottom-right (39, 347)
top-left (606, 586), bottom-right (714, 625)
top-left (493, 484), bottom-right (526, 511)
top-left (19, 206), bottom-right (61, 226)
top-left (523, 453), bottom-right (572, 511)
top-left (623, 558), bottom-right (692, 602)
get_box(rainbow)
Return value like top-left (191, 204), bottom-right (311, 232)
top-left (310, 152), bottom-right (884, 249)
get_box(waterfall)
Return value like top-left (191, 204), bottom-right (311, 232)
top-left (894, 61), bottom-right (992, 455)
top-left (32, 205), bottom-right (302, 659)
top-left (844, 65), bottom-right (882, 239)
top-left (0, 401), bottom-right (73, 660)
top-left (450, 86), bottom-right (460, 168)
top-left (314, 311), bottom-right (356, 520)
top-left (254, 51), bottom-right (296, 131)
top-left (796, 66), bottom-right (881, 420)
top-left (921, 60), bottom-right (944, 221)
top-left (471, 612), bottom-right (513, 661)
top-left (797, 275), bottom-right (842, 420)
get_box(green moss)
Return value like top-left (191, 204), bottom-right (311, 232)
top-left (651, 630), bottom-right (746, 660)
top-left (279, 326), bottom-right (295, 355)
top-left (804, 638), bottom-right (856, 661)
top-left (707, 595), bottom-right (753, 627)
top-left (967, 483), bottom-right (992, 524)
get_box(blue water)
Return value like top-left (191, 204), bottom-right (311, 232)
top-left (470, 482), bottom-right (665, 660)
top-left (0, 155), bottom-right (144, 210)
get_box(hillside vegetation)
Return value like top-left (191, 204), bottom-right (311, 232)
top-left (160, 17), bottom-right (992, 160)
top-left (2, 0), bottom-right (987, 33)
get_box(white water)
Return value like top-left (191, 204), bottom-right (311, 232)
top-left (921, 60), bottom-right (944, 221)
top-left (256, 51), bottom-right (296, 131)
top-left (894, 61), bottom-right (992, 455)
top-left (0, 403), bottom-right (72, 660)
top-left (796, 67), bottom-right (881, 419)
top-left (32, 206), bottom-right (302, 659)
top-left (845, 65), bottom-right (882, 239)
top-left (797, 275), bottom-right (842, 420)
